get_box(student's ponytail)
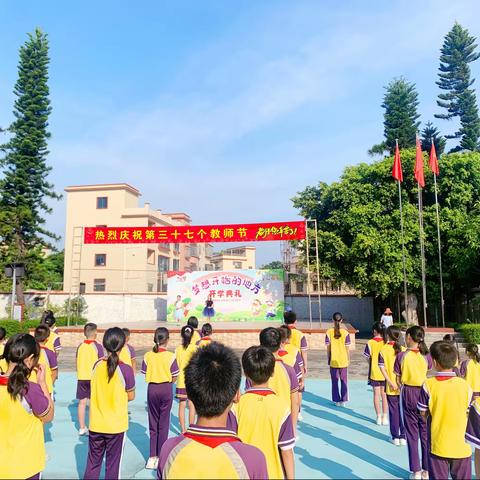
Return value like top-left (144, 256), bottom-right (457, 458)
top-left (406, 326), bottom-right (428, 355)
top-left (181, 325), bottom-right (194, 348)
top-left (153, 327), bottom-right (169, 353)
top-left (386, 325), bottom-right (402, 354)
top-left (332, 312), bottom-right (343, 339)
top-left (103, 327), bottom-right (126, 382)
top-left (372, 321), bottom-right (387, 343)
top-left (466, 343), bottom-right (480, 363)
top-left (5, 334), bottom-right (40, 399)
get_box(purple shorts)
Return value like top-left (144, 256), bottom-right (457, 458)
top-left (76, 380), bottom-right (91, 400)
top-left (176, 387), bottom-right (187, 400)
top-left (370, 379), bottom-right (386, 388)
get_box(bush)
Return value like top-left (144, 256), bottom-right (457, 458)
top-left (0, 320), bottom-right (29, 337)
top-left (458, 324), bottom-right (480, 344)
top-left (0, 316), bottom-right (87, 338)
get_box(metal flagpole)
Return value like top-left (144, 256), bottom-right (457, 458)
top-left (305, 220), bottom-right (313, 329)
top-left (397, 179), bottom-right (409, 321)
top-left (418, 185), bottom-right (428, 326)
top-left (313, 219), bottom-right (322, 328)
top-left (433, 171), bottom-right (445, 327)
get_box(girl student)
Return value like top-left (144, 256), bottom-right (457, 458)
top-left (141, 327), bottom-right (179, 470)
top-left (325, 312), bottom-right (351, 406)
top-left (394, 325), bottom-right (432, 480)
top-left (84, 327), bottom-right (135, 480)
top-left (196, 323), bottom-right (213, 347)
top-left (175, 325), bottom-right (198, 433)
top-left (364, 322), bottom-right (388, 425)
top-left (378, 325), bottom-right (407, 445)
top-left (0, 333), bottom-right (54, 480)
top-left (460, 343), bottom-right (480, 398)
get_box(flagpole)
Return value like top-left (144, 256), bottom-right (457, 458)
top-left (418, 182), bottom-right (428, 326)
top-left (433, 170), bottom-right (445, 327)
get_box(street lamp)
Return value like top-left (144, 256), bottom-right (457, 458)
top-left (4, 263), bottom-right (25, 319)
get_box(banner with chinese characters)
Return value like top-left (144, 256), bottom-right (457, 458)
top-left (83, 221), bottom-right (305, 244)
top-left (166, 269), bottom-right (284, 322)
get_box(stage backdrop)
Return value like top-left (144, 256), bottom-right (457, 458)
top-left (167, 269), bottom-right (284, 322)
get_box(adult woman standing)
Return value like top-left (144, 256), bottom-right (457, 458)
top-left (202, 295), bottom-right (215, 321)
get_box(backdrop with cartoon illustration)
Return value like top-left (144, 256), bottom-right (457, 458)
top-left (166, 269), bottom-right (284, 322)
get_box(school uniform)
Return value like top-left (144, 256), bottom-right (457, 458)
top-left (157, 424), bottom-right (268, 479)
top-left (228, 387), bottom-right (295, 479)
top-left (325, 328), bottom-right (351, 403)
top-left (394, 349), bottom-right (433, 473)
top-left (287, 325), bottom-right (308, 352)
top-left (76, 340), bottom-right (104, 400)
top-left (378, 343), bottom-right (406, 440)
top-left (192, 330), bottom-right (201, 345)
top-left (84, 359), bottom-right (135, 480)
top-left (0, 374), bottom-right (51, 479)
top-left (363, 337), bottom-right (386, 387)
top-left (196, 337), bottom-right (212, 347)
top-left (119, 343), bottom-right (136, 368)
top-left (175, 343), bottom-right (198, 400)
top-left (45, 328), bottom-right (61, 354)
top-left (466, 397), bottom-right (480, 455)
top-left (30, 346), bottom-right (58, 395)
top-left (142, 349), bottom-right (180, 457)
top-left (459, 358), bottom-right (480, 398)
top-left (417, 372), bottom-right (472, 480)
top-left (278, 344), bottom-right (303, 383)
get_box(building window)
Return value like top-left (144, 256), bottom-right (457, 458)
top-left (173, 243), bottom-right (180, 253)
top-left (158, 256), bottom-right (169, 272)
top-left (93, 278), bottom-right (106, 292)
top-left (96, 197), bottom-right (108, 209)
top-left (79, 282), bottom-right (86, 294)
top-left (95, 254), bottom-right (106, 267)
top-left (296, 281), bottom-right (304, 293)
top-left (147, 249), bottom-right (155, 265)
top-left (173, 259), bottom-right (180, 271)
top-left (233, 261), bottom-right (242, 269)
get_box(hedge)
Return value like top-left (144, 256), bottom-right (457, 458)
top-left (458, 324), bottom-right (480, 344)
top-left (0, 317), bottom-right (87, 338)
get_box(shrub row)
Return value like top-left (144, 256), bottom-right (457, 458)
top-left (0, 317), bottom-right (87, 337)
top-left (458, 324), bottom-right (480, 344)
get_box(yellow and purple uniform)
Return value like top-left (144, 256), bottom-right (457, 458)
top-left (196, 336), bottom-right (213, 348)
top-left (76, 339), bottom-right (104, 400)
top-left (30, 346), bottom-right (58, 395)
top-left (278, 345), bottom-right (303, 382)
top-left (467, 397), bottom-right (480, 448)
top-left (0, 375), bottom-right (51, 479)
top-left (228, 388), bottom-right (295, 479)
top-left (45, 327), bottom-right (61, 354)
top-left (119, 343), bottom-right (136, 368)
top-left (378, 343), bottom-right (406, 396)
top-left (141, 349), bottom-right (179, 383)
top-left (325, 328), bottom-right (351, 403)
top-left (0, 343), bottom-right (7, 373)
top-left (192, 330), bottom-right (201, 345)
top-left (364, 337), bottom-right (386, 386)
top-left (460, 358), bottom-right (480, 397)
top-left (175, 343), bottom-right (198, 399)
top-left (288, 325), bottom-right (308, 352)
top-left (158, 424), bottom-right (268, 479)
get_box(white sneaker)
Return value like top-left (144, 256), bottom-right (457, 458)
top-left (339, 402), bottom-right (345, 407)
top-left (409, 472), bottom-right (422, 480)
top-left (334, 402), bottom-right (341, 406)
top-left (146, 457), bottom-right (158, 470)
top-left (421, 471), bottom-right (429, 480)
top-left (392, 438), bottom-right (400, 446)
top-left (376, 415), bottom-right (382, 425)
top-left (79, 427), bottom-right (89, 436)
top-left (400, 438), bottom-right (407, 446)
top-left (298, 412), bottom-right (304, 421)
top-left (382, 414), bottom-right (389, 426)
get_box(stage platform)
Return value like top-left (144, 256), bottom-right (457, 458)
top-left (55, 321), bottom-right (358, 351)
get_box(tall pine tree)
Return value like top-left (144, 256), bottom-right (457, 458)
top-left (369, 77), bottom-right (420, 156)
top-left (0, 28), bottom-right (60, 303)
top-left (421, 121), bottom-right (446, 155)
top-left (436, 23), bottom-right (480, 150)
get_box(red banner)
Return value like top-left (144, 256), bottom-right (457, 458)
top-left (83, 221), bottom-right (306, 244)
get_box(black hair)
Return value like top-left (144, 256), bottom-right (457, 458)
top-left (84, 323), bottom-right (97, 338)
top-left (153, 327), bottom-right (169, 352)
top-left (259, 327), bottom-right (281, 353)
top-left (386, 325), bottom-right (403, 354)
top-left (466, 343), bottom-right (480, 363)
top-left (185, 342), bottom-right (241, 418)
top-left (102, 327), bottom-right (126, 382)
top-left (181, 325), bottom-right (194, 349)
top-left (278, 325), bottom-right (291, 343)
top-left (4, 334), bottom-right (40, 399)
top-left (332, 312), bottom-right (343, 339)
top-left (283, 310), bottom-right (297, 325)
top-left (430, 340), bottom-right (458, 369)
top-left (122, 328), bottom-right (131, 337)
top-left (0, 327), bottom-right (6, 341)
top-left (372, 321), bottom-right (387, 343)
top-left (41, 310), bottom-right (56, 327)
top-left (242, 346), bottom-right (275, 384)
top-left (201, 323), bottom-right (212, 337)
top-left (187, 316), bottom-right (199, 329)
top-left (34, 325), bottom-right (50, 343)
top-left (405, 325), bottom-right (429, 355)
top-left (443, 334), bottom-right (460, 362)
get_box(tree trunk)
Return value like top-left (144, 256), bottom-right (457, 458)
top-left (401, 293), bottom-right (419, 326)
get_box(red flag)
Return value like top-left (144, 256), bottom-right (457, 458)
top-left (392, 141), bottom-right (403, 182)
top-left (414, 137), bottom-right (425, 188)
top-left (429, 141), bottom-right (439, 176)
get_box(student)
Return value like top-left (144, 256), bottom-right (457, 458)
top-left (283, 310), bottom-right (308, 377)
top-left (229, 346), bottom-right (295, 479)
top-left (84, 327), bottom-right (135, 480)
top-left (378, 325), bottom-right (407, 445)
top-left (158, 343), bottom-right (268, 479)
top-left (278, 325), bottom-right (304, 382)
top-left (460, 343), bottom-right (480, 398)
top-left (196, 323), bottom-right (213, 347)
top-left (394, 325), bottom-right (432, 480)
top-left (0, 327), bottom-right (7, 373)
top-left (76, 323), bottom-right (104, 436)
top-left (443, 334), bottom-right (460, 366)
top-left (364, 322), bottom-right (388, 425)
top-left (41, 311), bottom-right (61, 356)
top-left (466, 397), bottom-right (480, 478)
top-left (187, 316), bottom-right (201, 345)
top-left (141, 327), bottom-right (179, 470)
top-left (0, 333), bottom-right (54, 479)
top-left (119, 327), bottom-right (137, 372)
top-left (325, 312), bottom-right (351, 406)
top-left (418, 341), bottom-right (471, 480)
top-left (31, 325), bottom-right (58, 396)
top-left (175, 325), bottom-right (198, 433)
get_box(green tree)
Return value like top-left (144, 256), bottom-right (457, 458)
top-left (292, 151), bottom-right (480, 322)
top-left (436, 23), bottom-right (480, 150)
top-left (261, 261), bottom-right (283, 270)
top-left (369, 78), bottom-right (420, 156)
top-left (421, 121), bottom-right (446, 155)
top-left (0, 28), bottom-right (60, 302)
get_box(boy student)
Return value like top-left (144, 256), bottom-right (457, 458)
top-left (417, 341), bottom-right (472, 480)
top-left (197, 323), bottom-right (213, 347)
top-left (76, 323), bottom-right (104, 436)
top-left (229, 346), bottom-right (295, 479)
top-left (158, 343), bottom-right (268, 479)
top-left (283, 311), bottom-right (308, 375)
top-left (42, 310), bottom-right (61, 356)
top-left (119, 327), bottom-right (137, 371)
top-left (32, 325), bottom-right (58, 395)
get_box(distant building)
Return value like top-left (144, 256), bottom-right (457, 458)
top-left (63, 183), bottom-right (213, 294)
top-left (211, 246), bottom-right (256, 270)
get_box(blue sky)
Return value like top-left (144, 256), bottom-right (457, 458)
top-left (0, 0), bottom-right (479, 265)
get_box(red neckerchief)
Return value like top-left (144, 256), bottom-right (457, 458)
top-left (156, 348), bottom-right (167, 353)
top-left (435, 371), bottom-right (456, 381)
top-left (388, 341), bottom-right (395, 345)
top-left (246, 388), bottom-right (275, 397)
top-left (372, 337), bottom-right (384, 342)
top-left (201, 337), bottom-right (211, 342)
top-left (0, 375), bottom-right (8, 386)
top-left (278, 350), bottom-right (288, 357)
top-left (184, 427), bottom-right (240, 448)
top-left (84, 340), bottom-right (96, 345)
